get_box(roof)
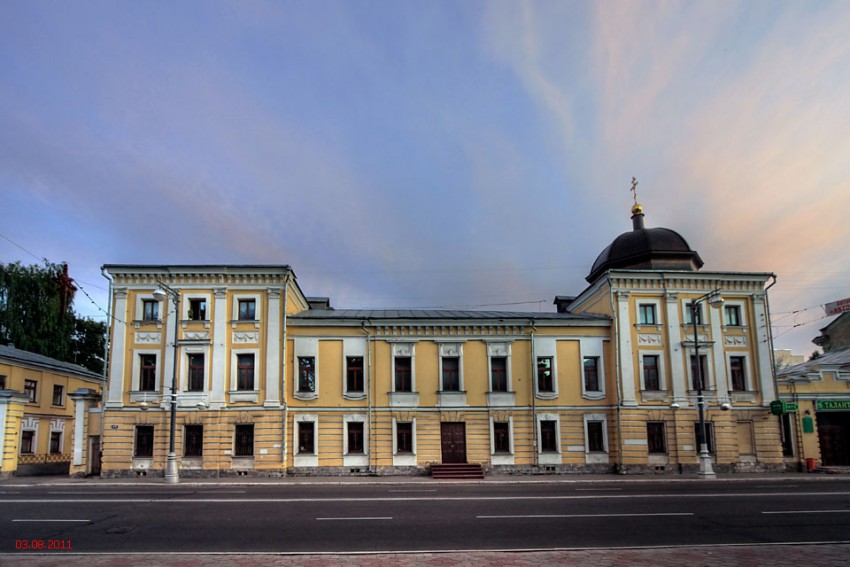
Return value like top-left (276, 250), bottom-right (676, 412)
top-left (777, 348), bottom-right (850, 378)
top-left (586, 209), bottom-right (703, 283)
top-left (290, 308), bottom-right (609, 324)
top-left (0, 344), bottom-right (103, 381)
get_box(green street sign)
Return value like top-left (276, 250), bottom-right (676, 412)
top-left (770, 400), bottom-right (799, 415)
top-left (816, 400), bottom-right (850, 411)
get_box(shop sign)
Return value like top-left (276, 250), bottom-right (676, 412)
top-left (816, 400), bottom-right (850, 411)
top-left (770, 400), bottom-right (798, 415)
top-left (825, 297), bottom-right (850, 316)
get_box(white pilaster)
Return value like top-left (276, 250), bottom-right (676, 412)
top-left (210, 288), bottom-right (228, 409)
top-left (161, 297), bottom-right (178, 409)
top-left (753, 292), bottom-right (777, 402)
top-left (264, 289), bottom-right (282, 408)
top-left (664, 293), bottom-right (688, 405)
top-left (710, 302), bottom-right (729, 401)
top-left (616, 292), bottom-right (637, 406)
top-left (106, 288), bottom-right (128, 408)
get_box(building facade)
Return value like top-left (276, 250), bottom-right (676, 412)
top-left (99, 205), bottom-right (784, 477)
top-left (0, 344), bottom-right (103, 477)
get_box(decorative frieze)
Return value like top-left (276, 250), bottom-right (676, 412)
top-left (183, 331), bottom-right (210, 342)
top-left (135, 332), bottom-right (161, 344)
top-left (376, 324), bottom-right (524, 338)
top-left (233, 332), bottom-right (259, 344)
top-left (637, 334), bottom-right (663, 345)
top-left (724, 335), bottom-right (748, 347)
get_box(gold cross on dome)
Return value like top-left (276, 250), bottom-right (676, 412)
top-left (630, 177), bottom-right (638, 205)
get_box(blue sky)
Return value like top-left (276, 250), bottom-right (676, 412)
top-left (2, 0), bottom-right (849, 357)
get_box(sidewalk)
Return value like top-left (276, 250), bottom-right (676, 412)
top-left (6, 544), bottom-right (850, 567)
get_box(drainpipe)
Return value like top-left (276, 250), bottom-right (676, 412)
top-left (282, 276), bottom-right (289, 476)
top-left (608, 274), bottom-right (624, 474)
top-left (100, 266), bottom-right (113, 476)
top-left (529, 319), bottom-right (538, 467)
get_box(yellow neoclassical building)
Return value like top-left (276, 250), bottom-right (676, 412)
top-left (0, 344), bottom-right (103, 477)
top-left (99, 205), bottom-right (784, 477)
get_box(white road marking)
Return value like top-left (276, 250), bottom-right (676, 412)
top-left (575, 488), bottom-right (623, 491)
top-left (477, 513), bottom-right (693, 519)
top-left (12, 519), bottom-right (90, 523)
top-left (388, 490), bottom-right (437, 493)
top-left (316, 517), bottom-right (393, 521)
top-left (763, 509), bottom-right (850, 515)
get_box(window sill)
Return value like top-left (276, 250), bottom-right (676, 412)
top-left (640, 390), bottom-right (669, 402)
top-left (731, 391), bottom-right (757, 403)
top-left (487, 391), bottom-right (516, 407)
top-left (535, 392), bottom-right (558, 400)
top-left (230, 320), bottom-right (261, 329)
top-left (294, 391), bottom-right (318, 401)
top-left (437, 391), bottom-right (467, 407)
top-left (134, 320), bottom-right (163, 330)
top-left (582, 391), bottom-right (605, 401)
top-left (229, 390), bottom-right (259, 404)
top-left (343, 392), bottom-right (367, 401)
top-left (389, 392), bottom-right (419, 408)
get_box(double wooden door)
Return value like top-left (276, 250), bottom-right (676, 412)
top-left (440, 422), bottom-right (467, 464)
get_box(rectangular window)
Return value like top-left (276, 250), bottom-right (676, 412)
top-left (346, 356), bottom-right (364, 393)
top-left (134, 426), bottom-right (154, 457)
top-left (396, 422), bottom-right (413, 453)
top-left (442, 357), bottom-right (460, 391)
top-left (188, 354), bottom-right (205, 391)
top-left (24, 379), bottom-right (37, 403)
top-left (639, 304), bottom-right (657, 325)
top-left (188, 298), bottom-right (207, 321)
top-left (20, 430), bottom-right (35, 454)
top-left (647, 422), bottom-right (666, 454)
top-left (140, 354), bottom-right (157, 391)
top-left (583, 357), bottom-right (600, 392)
top-left (490, 357), bottom-right (508, 392)
top-left (493, 422), bottom-right (510, 453)
top-left (685, 302), bottom-right (703, 325)
top-left (537, 357), bottom-right (554, 393)
top-left (234, 424), bottom-right (254, 456)
top-left (52, 384), bottom-right (64, 406)
top-left (184, 425), bottom-right (203, 457)
top-left (237, 299), bottom-right (256, 321)
top-left (643, 355), bottom-right (660, 391)
top-left (298, 421), bottom-right (315, 454)
top-left (298, 356), bottom-right (315, 393)
top-left (142, 299), bottom-right (159, 321)
top-left (540, 420), bottom-right (557, 452)
top-left (347, 422), bottom-right (364, 454)
top-left (587, 421), bottom-right (605, 452)
top-left (237, 354), bottom-right (254, 391)
top-left (690, 354), bottom-right (708, 390)
top-left (394, 357), bottom-right (412, 392)
top-left (694, 423), bottom-right (715, 453)
top-left (50, 431), bottom-right (62, 454)
top-left (0, 374), bottom-right (7, 389)
top-left (724, 305), bottom-right (742, 327)
top-left (729, 356), bottom-right (746, 391)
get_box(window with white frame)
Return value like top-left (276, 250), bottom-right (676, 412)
top-left (490, 357), bottom-right (508, 392)
top-left (584, 416), bottom-right (608, 453)
top-left (184, 425), bottom-right (203, 457)
top-left (134, 426), bottom-right (154, 458)
top-left (346, 356), bottom-right (364, 394)
top-left (642, 354), bottom-right (661, 391)
top-left (729, 355), bottom-right (748, 391)
top-left (49, 431), bottom-right (62, 454)
top-left (638, 303), bottom-right (657, 325)
top-left (537, 357), bottom-right (554, 393)
top-left (24, 379), bottom-right (38, 403)
top-left (689, 354), bottom-right (710, 390)
top-left (537, 413), bottom-right (561, 455)
top-left (580, 338), bottom-right (606, 399)
top-left (684, 301), bottom-right (704, 325)
top-left (439, 343), bottom-right (463, 392)
top-left (724, 304), bottom-right (742, 327)
top-left (391, 343), bottom-right (415, 393)
top-left (294, 338), bottom-right (319, 399)
top-left (395, 421), bottom-right (414, 454)
top-left (298, 357), bottom-right (316, 393)
top-left (234, 424), bottom-right (254, 456)
top-left (187, 353), bottom-right (205, 391)
top-left (533, 338), bottom-right (557, 397)
top-left (20, 430), bottom-right (35, 454)
top-left (647, 422), bottom-right (666, 454)
top-left (297, 420), bottom-right (316, 454)
top-left (187, 297), bottom-right (208, 321)
top-left (52, 384), bottom-right (64, 406)
top-left (133, 352), bottom-right (159, 392)
top-left (236, 353), bottom-right (255, 391)
top-left (237, 299), bottom-right (256, 321)
top-left (492, 421), bottom-right (512, 453)
top-left (142, 299), bottom-right (159, 321)
top-left (344, 416), bottom-right (367, 455)
top-left (583, 357), bottom-right (600, 392)
top-left (342, 338), bottom-right (367, 398)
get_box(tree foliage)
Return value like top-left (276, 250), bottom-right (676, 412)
top-left (0, 261), bottom-right (105, 374)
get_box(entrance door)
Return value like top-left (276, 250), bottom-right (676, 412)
top-left (89, 436), bottom-right (102, 476)
top-left (440, 422), bottom-right (467, 463)
top-left (818, 411), bottom-right (850, 466)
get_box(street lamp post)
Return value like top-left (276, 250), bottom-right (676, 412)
top-left (691, 289), bottom-right (723, 479)
top-left (153, 281), bottom-right (180, 485)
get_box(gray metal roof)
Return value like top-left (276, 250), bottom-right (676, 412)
top-left (777, 348), bottom-right (850, 377)
top-left (0, 344), bottom-right (103, 381)
top-left (290, 308), bottom-right (609, 322)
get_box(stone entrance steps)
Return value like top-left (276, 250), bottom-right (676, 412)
top-left (430, 463), bottom-right (485, 479)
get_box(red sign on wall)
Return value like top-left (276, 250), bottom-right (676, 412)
top-left (825, 298), bottom-right (850, 316)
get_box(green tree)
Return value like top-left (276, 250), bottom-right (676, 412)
top-left (0, 261), bottom-right (105, 373)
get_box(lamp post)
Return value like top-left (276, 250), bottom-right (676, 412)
top-left (691, 289), bottom-right (723, 479)
top-left (153, 281), bottom-right (180, 484)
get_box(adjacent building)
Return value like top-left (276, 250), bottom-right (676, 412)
top-left (0, 344), bottom-right (103, 476)
top-left (99, 203), bottom-right (784, 477)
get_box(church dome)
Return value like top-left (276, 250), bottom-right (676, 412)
top-left (586, 204), bottom-right (704, 283)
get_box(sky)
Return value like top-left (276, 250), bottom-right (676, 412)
top-left (2, 0), bottom-right (849, 358)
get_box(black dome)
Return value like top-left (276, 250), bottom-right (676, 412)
top-left (586, 209), bottom-right (703, 283)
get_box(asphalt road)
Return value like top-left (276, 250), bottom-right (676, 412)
top-left (2, 478), bottom-right (850, 554)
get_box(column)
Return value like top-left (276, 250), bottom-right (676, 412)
top-left (664, 293), bottom-right (688, 405)
top-left (210, 287), bottom-right (228, 409)
top-left (710, 303), bottom-right (729, 402)
top-left (69, 388), bottom-right (101, 472)
top-left (617, 291), bottom-right (637, 406)
top-left (753, 292), bottom-right (777, 402)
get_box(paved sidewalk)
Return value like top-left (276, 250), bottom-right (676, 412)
top-left (4, 545), bottom-right (850, 567)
